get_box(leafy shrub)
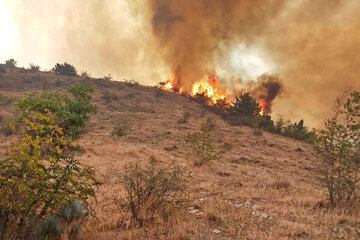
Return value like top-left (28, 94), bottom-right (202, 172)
top-left (102, 90), bottom-right (118, 104)
top-left (111, 115), bottom-right (132, 137)
top-left (315, 91), bottom-right (360, 206)
top-left (0, 84), bottom-right (97, 239)
top-left (16, 84), bottom-right (96, 140)
top-left (52, 62), bottom-right (77, 76)
top-left (5, 59), bottom-right (16, 68)
top-left (185, 123), bottom-right (232, 166)
top-left (29, 63), bottom-right (40, 73)
top-left (281, 119), bottom-right (315, 143)
top-left (114, 163), bottom-right (185, 227)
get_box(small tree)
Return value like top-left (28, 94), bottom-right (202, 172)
top-left (4, 59), bottom-right (16, 68)
top-left (315, 91), bottom-right (360, 206)
top-left (0, 84), bottom-right (97, 239)
top-left (231, 92), bottom-right (261, 117)
top-left (52, 62), bottom-right (77, 76)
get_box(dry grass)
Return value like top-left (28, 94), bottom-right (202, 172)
top-left (1, 70), bottom-right (360, 239)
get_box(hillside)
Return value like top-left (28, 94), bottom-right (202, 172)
top-left (1, 69), bottom-right (359, 239)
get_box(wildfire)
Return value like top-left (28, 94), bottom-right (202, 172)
top-left (160, 73), bottom-right (269, 114)
top-left (161, 74), bottom-right (227, 105)
top-left (192, 75), bottom-right (227, 104)
top-left (160, 73), bottom-right (183, 94)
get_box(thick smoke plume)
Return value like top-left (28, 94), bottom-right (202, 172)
top-left (249, 75), bottom-right (283, 114)
top-left (3, 0), bottom-right (360, 127)
top-left (149, 0), bottom-right (285, 92)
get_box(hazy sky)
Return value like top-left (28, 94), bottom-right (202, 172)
top-left (1, 0), bottom-right (360, 127)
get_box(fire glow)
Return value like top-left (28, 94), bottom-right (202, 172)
top-left (161, 74), bottom-right (227, 105)
top-left (161, 73), bottom-right (267, 115)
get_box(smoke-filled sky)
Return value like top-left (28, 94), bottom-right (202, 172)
top-left (1, 0), bottom-right (360, 127)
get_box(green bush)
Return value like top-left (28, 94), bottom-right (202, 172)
top-left (185, 123), bottom-right (232, 166)
top-left (0, 84), bottom-right (97, 239)
top-left (114, 163), bottom-right (185, 227)
top-left (281, 119), bottom-right (315, 143)
top-left (231, 92), bottom-right (261, 117)
top-left (315, 91), bottom-right (360, 206)
top-left (52, 62), bottom-right (77, 76)
top-left (15, 84), bottom-right (96, 140)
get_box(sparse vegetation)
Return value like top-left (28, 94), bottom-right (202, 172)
top-left (52, 62), bottom-right (77, 76)
top-left (114, 163), bottom-right (185, 227)
top-left (0, 84), bottom-right (97, 239)
top-left (111, 115), bottom-right (132, 137)
top-left (29, 63), bottom-right (40, 73)
top-left (185, 121), bottom-right (232, 166)
top-left (102, 90), bottom-right (118, 104)
top-left (178, 111), bottom-right (190, 124)
top-left (5, 59), bottom-right (17, 68)
top-left (102, 74), bottom-right (113, 81)
top-left (0, 65), bottom-right (6, 73)
top-left (315, 91), bottom-right (360, 207)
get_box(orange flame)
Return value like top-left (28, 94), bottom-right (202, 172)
top-left (160, 73), bottom-right (183, 94)
top-left (258, 100), bottom-right (266, 115)
top-left (192, 75), bottom-right (226, 104)
top-left (161, 73), bottom-right (227, 105)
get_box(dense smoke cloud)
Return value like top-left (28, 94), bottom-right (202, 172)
top-left (249, 75), bottom-right (283, 114)
top-left (2, 0), bottom-right (360, 127)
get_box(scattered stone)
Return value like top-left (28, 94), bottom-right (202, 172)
top-left (188, 207), bottom-right (204, 216)
top-left (212, 229), bottom-right (221, 234)
top-left (295, 147), bottom-right (303, 152)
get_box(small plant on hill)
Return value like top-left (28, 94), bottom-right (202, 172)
top-left (5, 59), bottom-right (17, 68)
top-left (0, 84), bottom-right (97, 239)
top-left (185, 121), bottom-right (232, 166)
top-left (114, 163), bottom-right (185, 227)
top-left (281, 119), bottom-right (315, 143)
top-left (178, 111), bottom-right (190, 124)
top-left (315, 91), bottom-right (360, 207)
top-left (102, 90), bottom-right (119, 104)
top-left (29, 63), bottom-right (40, 73)
top-left (111, 115), bottom-right (132, 137)
top-left (52, 62), bottom-right (77, 76)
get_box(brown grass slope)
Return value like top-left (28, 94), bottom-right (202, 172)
top-left (0, 69), bottom-right (360, 239)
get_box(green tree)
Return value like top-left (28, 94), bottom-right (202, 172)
top-left (315, 91), bottom-right (360, 206)
top-left (231, 92), bottom-right (261, 117)
top-left (52, 62), bottom-right (77, 76)
top-left (0, 84), bottom-right (97, 239)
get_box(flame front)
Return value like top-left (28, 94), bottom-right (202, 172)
top-left (192, 75), bottom-right (226, 104)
